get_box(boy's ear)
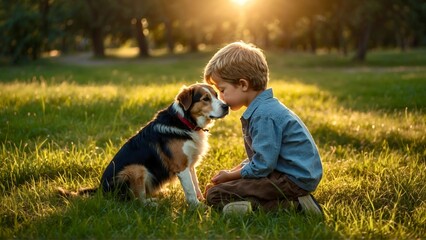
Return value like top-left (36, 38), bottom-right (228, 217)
top-left (239, 79), bottom-right (250, 91)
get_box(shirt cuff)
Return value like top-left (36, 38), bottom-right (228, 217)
top-left (240, 158), bottom-right (249, 166)
top-left (240, 164), bottom-right (252, 178)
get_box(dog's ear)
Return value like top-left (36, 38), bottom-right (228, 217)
top-left (177, 86), bottom-right (193, 111)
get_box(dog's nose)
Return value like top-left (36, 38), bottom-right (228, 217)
top-left (221, 104), bottom-right (229, 112)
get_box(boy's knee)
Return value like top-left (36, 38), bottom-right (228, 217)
top-left (205, 185), bottom-right (217, 204)
top-left (206, 184), bottom-right (228, 207)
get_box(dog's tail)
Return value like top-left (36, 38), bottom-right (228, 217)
top-left (57, 187), bottom-right (98, 198)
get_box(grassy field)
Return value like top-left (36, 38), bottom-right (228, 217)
top-left (1, 48), bottom-right (425, 239)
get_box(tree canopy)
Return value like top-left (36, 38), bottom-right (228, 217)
top-left (1, 0), bottom-right (425, 63)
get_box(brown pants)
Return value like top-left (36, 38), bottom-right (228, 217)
top-left (206, 171), bottom-right (309, 211)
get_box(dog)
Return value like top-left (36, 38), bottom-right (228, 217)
top-left (58, 83), bottom-right (229, 206)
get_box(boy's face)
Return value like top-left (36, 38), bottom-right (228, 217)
top-left (210, 75), bottom-right (247, 111)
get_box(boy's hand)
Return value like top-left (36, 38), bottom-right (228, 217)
top-left (204, 169), bottom-right (242, 198)
top-left (211, 170), bottom-right (241, 184)
top-left (211, 170), bottom-right (229, 184)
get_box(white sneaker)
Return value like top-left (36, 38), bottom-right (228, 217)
top-left (223, 201), bottom-right (252, 215)
top-left (298, 194), bottom-right (323, 215)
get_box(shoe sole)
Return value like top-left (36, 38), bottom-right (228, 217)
top-left (223, 201), bottom-right (252, 215)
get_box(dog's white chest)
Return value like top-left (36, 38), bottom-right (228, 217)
top-left (182, 132), bottom-right (208, 166)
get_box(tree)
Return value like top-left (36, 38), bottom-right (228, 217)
top-left (119, 0), bottom-right (157, 58)
top-left (83, 0), bottom-right (109, 57)
top-left (1, 0), bottom-right (426, 63)
top-left (0, 0), bottom-right (46, 63)
top-left (344, 0), bottom-right (383, 61)
top-left (385, 0), bottom-right (426, 51)
top-left (156, 0), bottom-right (179, 53)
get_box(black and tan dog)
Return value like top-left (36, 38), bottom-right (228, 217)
top-left (59, 83), bottom-right (229, 206)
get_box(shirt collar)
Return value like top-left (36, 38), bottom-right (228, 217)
top-left (242, 88), bottom-right (273, 120)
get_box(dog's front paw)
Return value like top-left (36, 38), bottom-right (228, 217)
top-left (196, 189), bottom-right (205, 201)
top-left (189, 202), bottom-right (209, 213)
top-left (188, 198), bottom-right (200, 207)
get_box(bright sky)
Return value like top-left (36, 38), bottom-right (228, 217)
top-left (231, 0), bottom-right (250, 6)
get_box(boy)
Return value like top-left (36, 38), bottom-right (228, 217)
top-left (203, 42), bottom-right (323, 214)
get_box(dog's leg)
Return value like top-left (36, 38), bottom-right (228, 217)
top-left (118, 164), bottom-right (157, 206)
top-left (177, 168), bottom-right (199, 206)
top-left (190, 167), bottom-right (204, 201)
top-left (129, 175), bottom-right (158, 207)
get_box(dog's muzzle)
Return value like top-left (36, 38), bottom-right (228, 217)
top-left (210, 104), bottom-right (229, 119)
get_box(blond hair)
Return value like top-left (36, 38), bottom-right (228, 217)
top-left (204, 42), bottom-right (269, 91)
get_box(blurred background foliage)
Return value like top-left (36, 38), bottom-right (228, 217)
top-left (1, 0), bottom-right (425, 64)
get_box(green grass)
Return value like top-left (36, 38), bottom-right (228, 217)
top-left (1, 49), bottom-right (425, 239)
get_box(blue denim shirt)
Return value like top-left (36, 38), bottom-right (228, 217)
top-left (240, 88), bottom-right (322, 192)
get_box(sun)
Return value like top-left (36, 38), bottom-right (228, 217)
top-left (231, 0), bottom-right (250, 6)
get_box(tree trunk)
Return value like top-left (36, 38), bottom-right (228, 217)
top-left (91, 27), bottom-right (105, 58)
top-left (164, 18), bottom-right (174, 54)
top-left (280, 24), bottom-right (293, 50)
top-left (135, 18), bottom-right (149, 58)
top-left (353, 21), bottom-right (372, 61)
top-left (188, 22), bottom-right (198, 52)
top-left (338, 26), bottom-right (348, 56)
top-left (189, 38), bottom-right (198, 52)
top-left (31, 0), bottom-right (50, 60)
top-left (39, 0), bottom-right (49, 47)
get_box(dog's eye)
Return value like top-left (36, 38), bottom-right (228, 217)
top-left (201, 96), bottom-right (211, 102)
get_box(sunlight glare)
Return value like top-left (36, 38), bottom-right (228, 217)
top-left (232, 0), bottom-right (250, 6)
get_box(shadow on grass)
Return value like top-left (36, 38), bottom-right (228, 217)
top-left (312, 123), bottom-right (425, 155)
top-left (10, 194), bottom-right (337, 239)
top-left (280, 71), bottom-right (426, 112)
top-left (267, 49), bottom-right (426, 112)
top-left (0, 161), bottom-right (99, 194)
